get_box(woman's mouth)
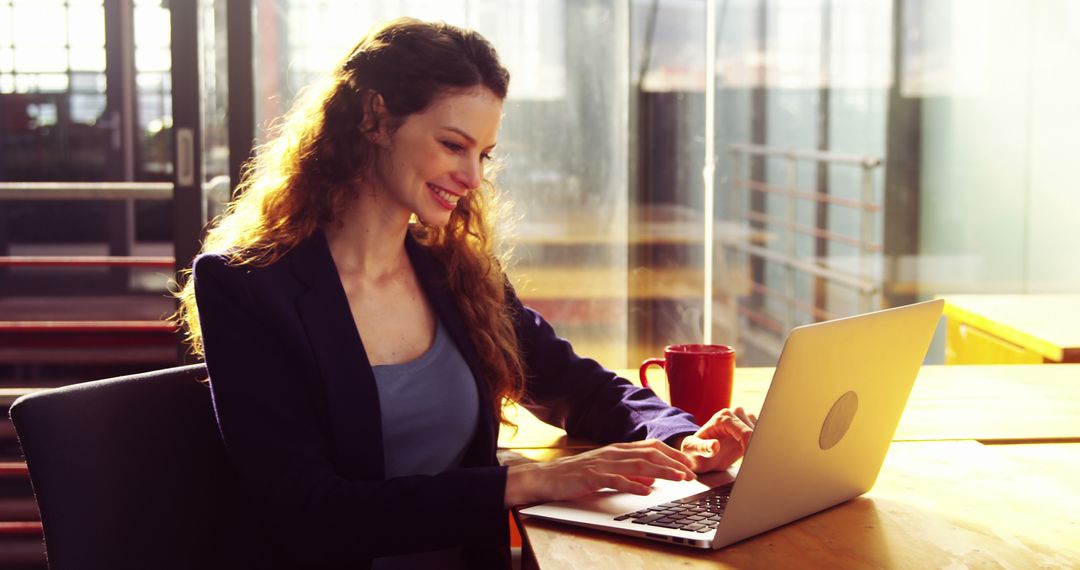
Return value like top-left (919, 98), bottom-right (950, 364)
top-left (427, 183), bottom-right (460, 209)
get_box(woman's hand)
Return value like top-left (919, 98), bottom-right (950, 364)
top-left (504, 439), bottom-right (696, 508)
top-left (676, 407), bottom-right (757, 474)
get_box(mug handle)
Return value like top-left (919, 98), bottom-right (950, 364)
top-left (639, 357), bottom-right (666, 389)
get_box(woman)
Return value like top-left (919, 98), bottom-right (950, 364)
top-left (175, 17), bottom-right (755, 569)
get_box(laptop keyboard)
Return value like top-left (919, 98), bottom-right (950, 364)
top-left (613, 483), bottom-right (733, 533)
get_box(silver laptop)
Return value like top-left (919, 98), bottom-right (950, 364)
top-left (520, 299), bottom-right (944, 549)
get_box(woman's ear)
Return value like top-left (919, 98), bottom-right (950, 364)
top-left (360, 90), bottom-right (390, 144)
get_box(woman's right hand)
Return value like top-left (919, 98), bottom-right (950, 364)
top-left (503, 439), bottom-right (697, 508)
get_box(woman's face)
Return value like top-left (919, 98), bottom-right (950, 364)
top-left (369, 87), bottom-right (503, 227)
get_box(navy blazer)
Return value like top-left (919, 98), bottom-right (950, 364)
top-left (192, 229), bottom-right (700, 568)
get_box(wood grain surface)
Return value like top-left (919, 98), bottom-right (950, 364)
top-left (514, 441), bottom-right (1080, 569)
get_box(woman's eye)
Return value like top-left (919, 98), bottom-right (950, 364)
top-left (441, 141), bottom-right (463, 152)
top-left (480, 152), bottom-right (493, 163)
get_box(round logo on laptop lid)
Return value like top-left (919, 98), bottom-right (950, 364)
top-left (819, 390), bottom-right (859, 450)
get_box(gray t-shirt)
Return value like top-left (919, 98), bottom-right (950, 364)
top-left (371, 319), bottom-right (480, 477)
top-left (370, 319), bottom-right (480, 568)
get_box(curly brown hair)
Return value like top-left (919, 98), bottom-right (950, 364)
top-left (173, 17), bottom-right (525, 424)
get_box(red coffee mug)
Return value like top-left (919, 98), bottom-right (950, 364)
top-left (639, 344), bottom-right (735, 425)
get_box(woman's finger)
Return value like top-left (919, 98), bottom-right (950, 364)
top-left (699, 407), bottom-right (758, 433)
top-left (625, 475), bottom-right (656, 487)
top-left (628, 439), bottom-right (697, 471)
top-left (598, 458), bottom-right (692, 481)
top-left (613, 436), bottom-right (695, 472)
top-left (632, 447), bottom-right (697, 477)
top-left (710, 442), bottom-right (744, 469)
top-left (721, 412), bottom-right (754, 449)
top-left (591, 472), bottom-right (652, 496)
top-left (692, 417), bottom-right (731, 445)
top-left (681, 435), bottom-right (720, 457)
top-left (732, 407), bottom-right (756, 428)
top-left (695, 411), bottom-right (752, 455)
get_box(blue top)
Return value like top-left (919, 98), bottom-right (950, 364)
top-left (370, 320), bottom-right (479, 569)
top-left (371, 319), bottom-right (480, 478)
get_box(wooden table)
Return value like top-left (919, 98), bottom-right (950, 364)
top-left (941, 294), bottom-right (1080, 363)
top-left (513, 442), bottom-right (1080, 568)
top-left (500, 364), bottom-right (1080, 448)
top-left (504, 364), bottom-right (1080, 568)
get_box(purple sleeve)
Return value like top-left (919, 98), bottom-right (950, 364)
top-left (506, 286), bottom-right (700, 445)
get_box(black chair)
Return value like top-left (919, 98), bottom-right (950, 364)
top-left (9, 364), bottom-right (277, 569)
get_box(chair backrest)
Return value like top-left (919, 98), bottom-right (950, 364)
top-left (9, 364), bottom-right (273, 569)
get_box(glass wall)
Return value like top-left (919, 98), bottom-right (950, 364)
top-left (0, 0), bottom-right (174, 181)
top-left (170, 0), bottom-right (1080, 366)
top-left (0, 0), bottom-right (108, 181)
top-left (712, 0), bottom-right (895, 363)
top-left (133, 0), bottom-right (173, 178)
top-left (913, 0), bottom-right (1080, 293)
top-left (0, 0), bottom-right (175, 298)
top-left (706, 0), bottom-right (1080, 364)
top-left (2, 0), bottom-right (1078, 368)
top-left (627, 0), bottom-right (744, 366)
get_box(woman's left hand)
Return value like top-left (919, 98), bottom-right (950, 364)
top-left (676, 407), bottom-right (757, 473)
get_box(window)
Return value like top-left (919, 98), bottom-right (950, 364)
top-left (0, 0), bottom-right (107, 180)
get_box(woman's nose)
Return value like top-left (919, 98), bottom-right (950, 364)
top-left (452, 156), bottom-right (483, 191)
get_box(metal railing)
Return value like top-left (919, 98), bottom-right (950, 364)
top-left (0, 176), bottom-right (229, 204)
top-left (0, 181), bottom-right (173, 201)
top-left (0, 176), bottom-right (230, 271)
top-left (726, 143), bottom-right (884, 358)
top-left (0, 179), bottom-right (228, 372)
top-left (0, 256), bottom-right (174, 268)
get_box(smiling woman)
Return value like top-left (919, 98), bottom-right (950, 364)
top-left (175, 18), bottom-right (521, 415)
top-left (170, 17), bottom-right (752, 570)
